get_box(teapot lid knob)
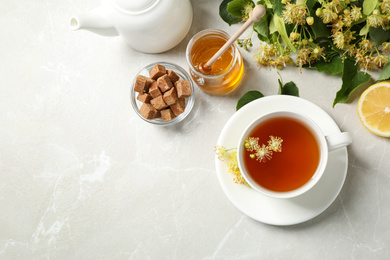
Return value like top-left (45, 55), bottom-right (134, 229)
top-left (113, 0), bottom-right (158, 12)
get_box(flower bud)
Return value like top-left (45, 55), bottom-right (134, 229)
top-left (316, 8), bottom-right (322, 17)
top-left (306, 17), bottom-right (314, 25)
top-left (290, 32), bottom-right (300, 40)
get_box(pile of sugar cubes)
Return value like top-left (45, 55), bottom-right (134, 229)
top-left (134, 64), bottom-right (192, 121)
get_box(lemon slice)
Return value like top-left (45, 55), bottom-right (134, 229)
top-left (357, 81), bottom-right (390, 137)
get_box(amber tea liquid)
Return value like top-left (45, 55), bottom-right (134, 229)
top-left (243, 116), bottom-right (320, 192)
top-left (186, 29), bottom-right (244, 95)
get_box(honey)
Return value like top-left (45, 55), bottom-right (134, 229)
top-left (192, 37), bottom-right (233, 75)
top-left (186, 29), bottom-right (244, 95)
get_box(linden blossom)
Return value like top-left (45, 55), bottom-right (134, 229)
top-left (244, 137), bottom-right (259, 152)
top-left (220, 0), bottom-right (390, 106)
top-left (214, 135), bottom-right (283, 185)
top-left (245, 135), bottom-right (283, 162)
top-left (251, 144), bottom-right (273, 162)
top-left (214, 146), bottom-right (247, 185)
top-left (268, 135), bottom-right (283, 152)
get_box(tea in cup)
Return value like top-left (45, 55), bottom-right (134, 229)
top-left (237, 111), bottom-right (352, 199)
top-left (185, 29), bottom-right (244, 95)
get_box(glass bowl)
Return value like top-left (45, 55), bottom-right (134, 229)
top-left (130, 62), bottom-right (195, 126)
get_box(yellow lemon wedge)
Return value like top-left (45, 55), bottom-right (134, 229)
top-left (357, 81), bottom-right (390, 137)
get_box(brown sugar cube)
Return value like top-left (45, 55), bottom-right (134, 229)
top-left (153, 110), bottom-right (161, 119)
top-left (157, 74), bottom-right (173, 93)
top-left (161, 108), bottom-right (176, 121)
top-left (163, 87), bottom-right (178, 106)
top-left (150, 96), bottom-right (169, 110)
top-left (137, 93), bottom-right (152, 103)
top-left (149, 81), bottom-right (162, 98)
top-left (145, 78), bottom-right (154, 92)
top-left (134, 75), bottom-right (151, 93)
top-left (167, 70), bottom-right (180, 83)
top-left (139, 103), bottom-right (157, 119)
top-left (175, 80), bottom-right (192, 98)
top-left (149, 64), bottom-right (166, 80)
top-left (170, 98), bottom-right (186, 116)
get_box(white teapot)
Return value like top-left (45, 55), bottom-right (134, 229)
top-left (69, 0), bottom-right (193, 53)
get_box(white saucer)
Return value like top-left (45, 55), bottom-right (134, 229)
top-left (215, 95), bottom-right (348, 226)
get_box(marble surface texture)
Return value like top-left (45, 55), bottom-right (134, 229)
top-left (1, 0), bottom-right (389, 259)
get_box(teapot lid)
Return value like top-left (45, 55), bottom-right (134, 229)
top-left (113, 0), bottom-right (158, 12)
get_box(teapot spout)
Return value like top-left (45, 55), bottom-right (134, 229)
top-left (69, 7), bottom-right (118, 37)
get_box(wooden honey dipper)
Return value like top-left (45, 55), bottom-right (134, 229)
top-left (197, 5), bottom-right (266, 74)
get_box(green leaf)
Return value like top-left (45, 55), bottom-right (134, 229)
top-left (351, 17), bottom-right (367, 27)
top-left (278, 80), bottom-right (300, 96)
top-left (369, 27), bottom-right (390, 46)
top-left (378, 62), bottom-right (390, 81)
top-left (333, 59), bottom-right (371, 107)
top-left (305, 0), bottom-right (316, 15)
top-left (359, 24), bottom-right (369, 36)
top-left (311, 13), bottom-right (331, 38)
top-left (258, 31), bottom-right (279, 43)
top-left (227, 0), bottom-right (254, 18)
top-left (273, 14), bottom-right (296, 52)
top-left (273, 0), bottom-right (284, 16)
top-left (257, 33), bottom-right (270, 43)
top-left (270, 32), bottom-right (279, 43)
top-left (253, 12), bottom-right (269, 38)
top-left (269, 14), bottom-right (277, 34)
top-left (236, 90), bottom-right (264, 110)
top-left (363, 0), bottom-right (378, 15)
top-left (284, 22), bottom-right (295, 35)
top-left (257, 0), bottom-right (273, 8)
top-left (220, 0), bottom-right (242, 25)
top-left (311, 56), bottom-right (344, 75)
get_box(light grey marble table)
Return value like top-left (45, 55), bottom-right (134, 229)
top-left (1, 0), bottom-right (389, 259)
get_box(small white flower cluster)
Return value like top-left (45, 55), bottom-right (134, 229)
top-left (245, 136), bottom-right (283, 162)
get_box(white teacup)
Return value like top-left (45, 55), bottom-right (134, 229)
top-left (237, 111), bottom-right (352, 199)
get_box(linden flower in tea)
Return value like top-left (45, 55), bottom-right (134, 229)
top-left (252, 144), bottom-right (273, 162)
top-left (215, 135), bottom-right (283, 185)
top-left (268, 135), bottom-right (283, 152)
top-left (245, 135), bottom-right (283, 162)
top-left (244, 137), bottom-right (259, 151)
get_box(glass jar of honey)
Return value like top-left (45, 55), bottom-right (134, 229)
top-left (185, 29), bottom-right (244, 95)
